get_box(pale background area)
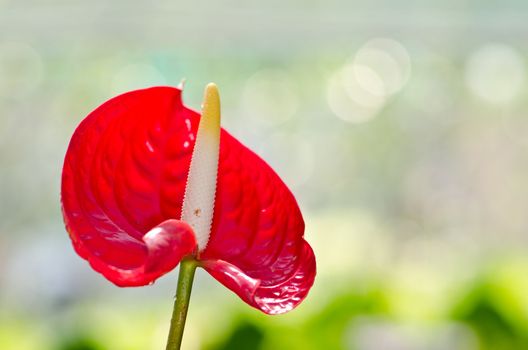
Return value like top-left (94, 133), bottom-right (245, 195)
top-left (1, 1), bottom-right (527, 349)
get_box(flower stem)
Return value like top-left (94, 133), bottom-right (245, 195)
top-left (166, 257), bottom-right (198, 350)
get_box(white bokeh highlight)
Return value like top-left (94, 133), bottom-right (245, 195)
top-left (327, 38), bottom-right (411, 123)
top-left (465, 44), bottom-right (525, 105)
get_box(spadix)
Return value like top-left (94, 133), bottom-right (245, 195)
top-left (181, 83), bottom-right (221, 251)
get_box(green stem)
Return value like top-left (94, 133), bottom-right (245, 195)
top-left (166, 257), bottom-right (198, 350)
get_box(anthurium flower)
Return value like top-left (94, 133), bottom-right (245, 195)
top-left (61, 83), bottom-right (316, 315)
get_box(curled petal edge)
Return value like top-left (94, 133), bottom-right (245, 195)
top-left (67, 219), bottom-right (197, 287)
top-left (200, 240), bottom-right (316, 315)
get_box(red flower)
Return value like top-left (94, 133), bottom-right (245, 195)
top-left (61, 85), bottom-right (316, 314)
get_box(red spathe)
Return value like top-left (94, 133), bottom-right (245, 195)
top-left (61, 86), bottom-right (316, 314)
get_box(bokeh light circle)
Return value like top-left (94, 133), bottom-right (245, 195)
top-left (354, 38), bottom-right (411, 96)
top-left (326, 38), bottom-right (411, 123)
top-left (326, 65), bottom-right (386, 123)
top-left (465, 44), bottom-right (525, 105)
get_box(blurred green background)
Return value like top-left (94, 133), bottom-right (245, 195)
top-left (1, 1), bottom-right (528, 349)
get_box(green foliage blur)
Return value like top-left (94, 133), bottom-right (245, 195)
top-left (2, 257), bottom-right (528, 349)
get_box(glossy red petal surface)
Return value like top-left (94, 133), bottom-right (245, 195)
top-left (61, 86), bottom-right (316, 313)
top-left (201, 241), bottom-right (315, 315)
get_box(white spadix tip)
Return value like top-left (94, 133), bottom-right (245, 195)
top-left (181, 83), bottom-right (221, 251)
